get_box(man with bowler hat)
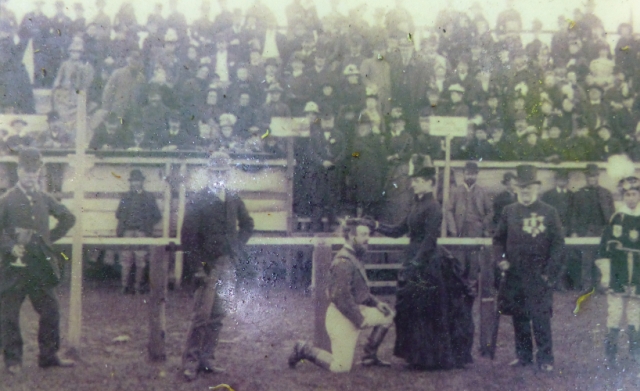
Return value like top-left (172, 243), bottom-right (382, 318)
top-left (569, 164), bottom-right (614, 291)
top-left (0, 148), bottom-right (76, 374)
top-left (180, 152), bottom-right (254, 381)
top-left (494, 165), bottom-right (564, 372)
top-left (492, 172), bottom-right (518, 232)
top-left (115, 169), bottom-right (162, 294)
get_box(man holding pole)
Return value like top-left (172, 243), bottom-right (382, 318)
top-left (288, 217), bottom-right (394, 373)
top-left (493, 165), bottom-right (564, 372)
top-left (180, 152), bottom-right (254, 381)
top-left (0, 148), bottom-right (76, 374)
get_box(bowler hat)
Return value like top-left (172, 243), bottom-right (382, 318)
top-left (18, 148), bottom-right (43, 173)
top-left (464, 161), bottom-right (479, 173)
top-left (501, 172), bottom-right (516, 185)
top-left (128, 169), bottom-right (145, 182)
top-left (584, 163), bottom-right (600, 177)
top-left (410, 166), bottom-right (436, 179)
top-left (515, 165), bottom-right (541, 187)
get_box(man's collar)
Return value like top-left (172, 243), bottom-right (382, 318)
top-left (463, 182), bottom-right (476, 191)
top-left (556, 187), bottom-right (567, 193)
top-left (620, 204), bottom-right (640, 217)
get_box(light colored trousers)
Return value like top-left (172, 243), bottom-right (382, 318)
top-left (324, 303), bottom-right (393, 373)
top-left (120, 229), bottom-right (149, 289)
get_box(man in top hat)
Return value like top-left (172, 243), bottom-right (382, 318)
top-left (180, 152), bottom-right (254, 381)
top-left (0, 148), bottom-right (76, 374)
top-left (595, 173), bottom-right (640, 370)
top-left (289, 217), bottom-right (394, 372)
top-left (569, 164), bottom-right (614, 291)
top-left (115, 169), bottom-right (162, 294)
top-left (493, 172), bottom-right (518, 231)
top-left (493, 164), bottom-right (564, 372)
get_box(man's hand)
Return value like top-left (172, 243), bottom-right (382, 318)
top-left (498, 260), bottom-right (510, 271)
top-left (376, 301), bottom-right (394, 317)
top-left (11, 245), bottom-right (25, 258)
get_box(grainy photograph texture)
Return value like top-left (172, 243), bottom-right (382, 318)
top-left (0, 0), bottom-right (640, 390)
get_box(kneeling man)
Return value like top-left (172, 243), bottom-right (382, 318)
top-left (289, 217), bottom-right (394, 372)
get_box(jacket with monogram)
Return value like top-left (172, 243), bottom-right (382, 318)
top-left (597, 207), bottom-right (640, 294)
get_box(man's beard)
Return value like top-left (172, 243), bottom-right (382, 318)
top-left (353, 243), bottom-right (368, 258)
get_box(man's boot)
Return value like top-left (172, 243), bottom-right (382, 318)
top-left (134, 263), bottom-right (146, 294)
top-left (629, 326), bottom-right (640, 362)
top-left (289, 340), bottom-right (331, 370)
top-left (360, 326), bottom-right (391, 367)
top-left (605, 328), bottom-right (620, 368)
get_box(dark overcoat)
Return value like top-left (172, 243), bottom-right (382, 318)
top-left (597, 211), bottom-right (640, 293)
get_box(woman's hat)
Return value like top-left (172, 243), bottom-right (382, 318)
top-left (515, 165), bottom-right (541, 187)
top-left (501, 172), bottom-right (516, 185)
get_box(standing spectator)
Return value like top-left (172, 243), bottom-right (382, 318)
top-left (0, 21), bottom-right (35, 114)
top-left (48, 0), bottom-right (73, 81)
top-left (569, 164), bottom-right (615, 292)
top-left (283, 53), bottom-right (313, 116)
top-left (495, 0), bottom-right (522, 35)
top-left (101, 51), bottom-right (146, 121)
top-left (257, 84), bottom-right (291, 131)
top-left (288, 218), bottom-right (394, 372)
top-left (492, 172), bottom-right (517, 231)
top-left (551, 16), bottom-right (571, 66)
top-left (308, 109), bottom-right (346, 231)
top-left (380, 116), bottom-right (413, 224)
top-left (360, 39), bottom-right (392, 114)
top-left (116, 170), bottom-right (162, 294)
top-left (180, 152), bottom-right (254, 381)
top-left (17, 0), bottom-right (52, 88)
top-left (446, 161), bottom-right (494, 299)
top-left (0, 148), bottom-right (76, 374)
top-left (92, 0), bottom-right (111, 41)
top-left (389, 39), bottom-right (428, 118)
top-left (493, 165), bottom-right (564, 372)
top-left (71, 3), bottom-right (86, 38)
top-left (615, 23), bottom-right (637, 81)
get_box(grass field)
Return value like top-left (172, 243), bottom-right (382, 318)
top-left (1, 281), bottom-right (639, 391)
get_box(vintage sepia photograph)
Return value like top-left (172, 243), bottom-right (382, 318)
top-left (0, 0), bottom-right (640, 389)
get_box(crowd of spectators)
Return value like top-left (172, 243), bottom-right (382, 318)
top-left (0, 0), bottom-right (639, 161)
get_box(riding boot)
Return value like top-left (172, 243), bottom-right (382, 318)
top-left (605, 328), bottom-right (620, 367)
top-left (629, 326), bottom-right (640, 362)
top-left (289, 340), bottom-right (332, 370)
top-left (361, 326), bottom-right (391, 367)
top-left (134, 263), bottom-right (146, 294)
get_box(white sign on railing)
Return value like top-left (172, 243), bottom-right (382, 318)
top-left (429, 116), bottom-right (469, 137)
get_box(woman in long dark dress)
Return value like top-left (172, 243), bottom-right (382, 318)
top-left (377, 166), bottom-right (473, 369)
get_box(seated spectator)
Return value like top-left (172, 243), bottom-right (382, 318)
top-left (217, 113), bottom-right (242, 152)
top-left (283, 53), bottom-right (313, 115)
top-left (140, 85), bottom-right (171, 149)
top-left (565, 39), bottom-right (589, 81)
top-left (445, 84), bottom-right (470, 117)
top-left (6, 118), bottom-right (37, 151)
top-left (421, 89), bottom-right (448, 117)
top-left (516, 127), bottom-right (545, 161)
top-left (201, 87), bottom-right (226, 127)
top-left (89, 112), bottom-right (134, 150)
top-left (258, 83), bottom-right (291, 130)
top-left (564, 123), bottom-right (596, 161)
top-left (467, 125), bottom-right (495, 161)
top-left (612, 94), bottom-right (638, 142)
top-left (37, 111), bottom-right (73, 149)
top-left (589, 44), bottom-right (615, 88)
top-left (627, 128), bottom-right (640, 162)
top-left (228, 64), bottom-right (255, 105)
top-left (158, 112), bottom-right (195, 151)
top-left (339, 64), bottom-right (366, 111)
top-left (360, 91), bottom-right (384, 138)
top-left (541, 125), bottom-right (567, 163)
top-left (244, 125), bottom-right (264, 153)
top-left (489, 126), bottom-right (516, 161)
top-left (594, 125), bottom-right (624, 161)
top-left (232, 93), bottom-right (257, 140)
top-left (477, 94), bottom-right (503, 125)
top-left (583, 86), bottom-right (609, 132)
top-left (415, 109), bottom-right (444, 160)
top-left (317, 82), bottom-right (338, 116)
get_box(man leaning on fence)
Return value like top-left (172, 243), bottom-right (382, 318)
top-left (115, 169), bottom-right (162, 295)
top-left (0, 148), bottom-right (76, 375)
top-left (288, 217), bottom-right (395, 373)
top-left (180, 152), bottom-right (254, 382)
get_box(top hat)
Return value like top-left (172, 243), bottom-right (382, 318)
top-left (584, 163), bottom-right (600, 177)
top-left (501, 172), bottom-right (517, 185)
top-left (129, 169), bottom-right (145, 182)
top-left (18, 148), bottom-right (43, 173)
top-left (464, 161), bottom-right (479, 173)
top-left (515, 165), bottom-right (541, 187)
top-left (410, 166), bottom-right (437, 179)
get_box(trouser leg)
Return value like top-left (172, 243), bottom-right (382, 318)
top-left (326, 303), bottom-right (360, 373)
top-left (1, 287), bottom-right (28, 367)
top-left (627, 297), bottom-right (640, 361)
top-left (133, 250), bottom-right (148, 292)
top-left (531, 312), bottom-right (554, 365)
top-left (120, 251), bottom-right (134, 290)
top-left (581, 245), bottom-right (597, 290)
top-left (29, 287), bottom-right (61, 361)
top-left (183, 271), bottom-right (221, 369)
top-left (512, 315), bottom-right (533, 363)
top-left (606, 294), bottom-right (624, 364)
top-left (199, 291), bottom-right (226, 362)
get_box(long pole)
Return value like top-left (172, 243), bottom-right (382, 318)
top-left (440, 135), bottom-right (452, 237)
top-left (68, 90), bottom-right (87, 351)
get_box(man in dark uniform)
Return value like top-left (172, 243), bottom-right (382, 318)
top-left (288, 217), bottom-right (394, 372)
top-left (595, 173), bottom-right (640, 370)
top-left (569, 164), bottom-right (615, 291)
top-left (115, 169), bottom-right (162, 294)
top-left (0, 148), bottom-right (76, 374)
top-left (493, 165), bottom-right (564, 372)
top-left (542, 169), bottom-right (575, 289)
top-left (180, 152), bottom-right (254, 381)
top-left (492, 172), bottom-right (517, 232)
